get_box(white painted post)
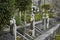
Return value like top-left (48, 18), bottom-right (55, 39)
top-left (37, 8), bottom-right (39, 14)
top-left (32, 14), bottom-right (35, 37)
top-left (31, 5), bottom-right (35, 36)
top-left (13, 18), bottom-right (17, 40)
top-left (47, 9), bottom-right (50, 29)
top-left (46, 14), bottom-right (49, 29)
top-left (42, 9), bottom-right (46, 30)
top-left (31, 12), bottom-right (35, 37)
top-left (43, 13), bottom-right (46, 30)
top-left (10, 19), bottom-right (14, 35)
top-left (10, 17), bottom-right (17, 40)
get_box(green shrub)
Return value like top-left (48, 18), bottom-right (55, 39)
top-left (21, 13), bottom-right (43, 23)
top-left (40, 4), bottom-right (51, 10)
top-left (21, 13), bottom-right (24, 22)
top-left (35, 14), bottom-right (39, 21)
top-left (49, 13), bottom-right (53, 18)
top-left (15, 13), bottom-right (53, 25)
top-left (35, 14), bottom-right (42, 21)
top-left (26, 15), bottom-right (31, 23)
top-left (15, 15), bottom-right (20, 26)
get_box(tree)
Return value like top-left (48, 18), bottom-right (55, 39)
top-left (15, 0), bottom-right (32, 24)
top-left (0, 0), bottom-right (15, 32)
top-left (16, 0), bottom-right (32, 11)
top-left (15, 0), bottom-right (32, 36)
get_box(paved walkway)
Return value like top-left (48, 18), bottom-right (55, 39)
top-left (0, 32), bottom-right (14, 40)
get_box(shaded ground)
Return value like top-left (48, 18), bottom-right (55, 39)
top-left (0, 32), bottom-right (14, 40)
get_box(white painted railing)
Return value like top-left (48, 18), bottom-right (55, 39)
top-left (35, 24), bottom-right (60, 40)
top-left (17, 32), bottom-right (29, 40)
top-left (25, 33), bottom-right (34, 40)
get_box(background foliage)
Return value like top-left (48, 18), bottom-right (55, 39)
top-left (0, 0), bottom-right (15, 31)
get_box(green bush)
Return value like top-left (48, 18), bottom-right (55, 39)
top-left (15, 12), bottom-right (53, 25)
top-left (21, 13), bottom-right (43, 23)
top-left (35, 14), bottom-right (40, 21)
top-left (49, 13), bottom-right (53, 18)
top-left (16, 13), bottom-right (43, 25)
top-left (35, 14), bottom-right (42, 21)
top-left (26, 15), bottom-right (31, 23)
top-left (15, 15), bottom-right (20, 26)
top-left (40, 4), bottom-right (51, 10)
top-left (21, 13), bottom-right (24, 21)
